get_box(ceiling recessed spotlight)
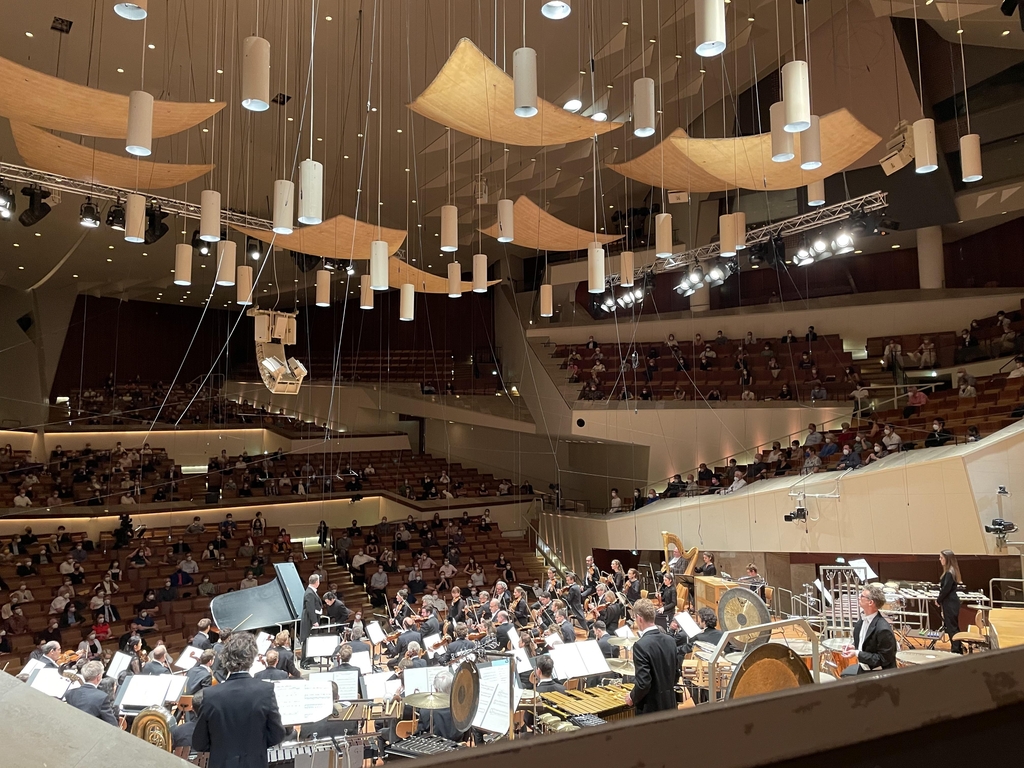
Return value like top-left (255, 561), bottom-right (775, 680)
top-left (216, 68), bottom-right (224, 74)
top-left (72, 274), bottom-right (78, 278)
top-left (12, 243), bottom-right (18, 247)
top-left (1003, 30), bottom-right (1010, 36)
top-left (325, 15), bottom-right (333, 21)
top-left (748, 16), bottom-right (755, 21)
top-left (649, 38), bottom-right (656, 43)
top-left (591, 111), bottom-right (608, 122)
top-left (34, 232), bottom-right (41, 237)
top-left (106, 258), bottom-right (112, 262)
top-left (622, 20), bottom-right (629, 26)
top-left (396, 128), bottom-right (402, 133)
top-left (371, 107), bottom-right (377, 112)
top-left (541, 1), bottom-right (571, 19)
top-left (957, 28), bottom-right (963, 34)
top-left (411, 199), bottom-right (417, 203)
top-left (108, 244), bottom-right (114, 249)
top-left (606, 83), bottom-right (614, 89)
top-left (700, 68), bottom-right (706, 74)
top-left (563, 98), bottom-right (583, 112)
top-left (116, 67), bottom-right (124, 73)
top-left (891, 244), bottom-right (900, 249)
top-left (208, 98), bottom-right (215, 103)
top-left (357, 133), bottom-right (363, 137)
top-left (147, 43), bottom-right (155, 49)
top-left (287, 116), bottom-right (294, 121)
top-left (854, 250), bottom-right (863, 254)
top-left (343, 154), bottom-right (349, 159)
top-left (18, 265), bottom-right (24, 270)
top-left (25, 32), bottom-right (33, 38)
top-left (202, 127), bottom-right (209, 133)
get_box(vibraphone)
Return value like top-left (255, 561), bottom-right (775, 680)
top-left (267, 734), bottom-right (377, 768)
top-left (883, 586), bottom-right (988, 635)
top-left (540, 683), bottom-right (635, 723)
top-left (385, 734), bottom-right (465, 758)
top-left (332, 699), bottom-right (403, 721)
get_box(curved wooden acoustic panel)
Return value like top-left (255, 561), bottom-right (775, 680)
top-left (479, 196), bottom-right (622, 252)
top-left (408, 38), bottom-right (619, 147)
top-left (232, 216), bottom-right (407, 260)
top-left (389, 256), bottom-right (500, 294)
top-left (10, 122), bottom-right (213, 190)
top-left (608, 109), bottom-right (880, 192)
top-left (0, 56), bottom-right (223, 139)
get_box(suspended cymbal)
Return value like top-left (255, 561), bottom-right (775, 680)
top-left (405, 691), bottom-right (452, 710)
top-left (607, 657), bottom-right (636, 675)
top-left (609, 636), bottom-right (637, 647)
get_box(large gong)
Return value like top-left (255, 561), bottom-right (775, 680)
top-left (718, 587), bottom-right (772, 651)
top-left (450, 661), bottom-right (481, 733)
top-left (130, 705), bottom-right (177, 752)
top-left (725, 643), bottom-right (813, 700)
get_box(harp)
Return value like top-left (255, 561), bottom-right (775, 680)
top-left (662, 531), bottom-right (699, 608)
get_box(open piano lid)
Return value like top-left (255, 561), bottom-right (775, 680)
top-left (210, 561), bottom-right (306, 632)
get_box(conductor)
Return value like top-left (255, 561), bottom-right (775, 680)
top-left (299, 573), bottom-right (323, 668)
top-left (624, 598), bottom-right (679, 715)
top-left (193, 632), bottom-right (288, 768)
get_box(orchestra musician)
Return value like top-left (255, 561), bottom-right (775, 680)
top-left (413, 670), bottom-right (466, 743)
top-left (625, 568), bottom-right (641, 604)
top-left (141, 644), bottom-right (172, 674)
top-left (184, 649), bottom-right (216, 693)
top-left (534, 656), bottom-right (564, 694)
top-left (494, 611), bottom-right (514, 651)
top-left (254, 649), bottom-right (289, 681)
top-left (594, 620), bottom-right (619, 658)
top-left (64, 660), bottom-right (118, 726)
top-left (418, 605), bottom-right (441, 638)
top-left (347, 625), bottom-right (372, 656)
top-left (272, 631), bottom-right (302, 679)
top-left (447, 586), bottom-right (467, 635)
top-left (328, 643), bottom-right (365, 696)
top-left (657, 573), bottom-right (677, 623)
top-left (386, 616), bottom-right (422, 668)
top-left (694, 552), bottom-right (717, 576)
top-left (446, 623), bottom-right (476, 656)
top-left (193, 633), bottom-right (288, 768)
top-left (840, 585), bottom-right (898, 676)
top-left (510, 586), bottom-right (531, 627)
top-left (609, 559), bottom-right (625, 593)
top-left (563, 572), bottom-right (589, 630)
top-left (392, 589), bottom-right (414, 628)
top-left (624, 598), bottom-right (679, 715)
top-left (600, 588), bottom-right (624, 629)
top-left (582, 556), bottom-right (600, 599)
top-left (555, 609), bottom-right (575, 644)
top-left (937, 550), bottom-right (963, 654)
top-left (192, 618), bottom-right (214, 650)
top-left (493, 581), bottom-right (512, 611)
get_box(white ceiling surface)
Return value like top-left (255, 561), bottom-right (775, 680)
top-left (0, 0), bottom-right (1009, 307)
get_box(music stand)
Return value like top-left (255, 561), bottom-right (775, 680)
top-left (303, 634), bottom-right (342, 670)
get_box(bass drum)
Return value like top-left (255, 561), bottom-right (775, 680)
top-left (130, 705), bottom-right (177, 752)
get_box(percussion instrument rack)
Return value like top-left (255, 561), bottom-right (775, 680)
top-left (267, 734), bottom-right (377, 768)
top-left (539, 683), bottom-right (635, 723)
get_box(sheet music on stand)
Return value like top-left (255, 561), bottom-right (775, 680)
top-left (173, 645), bottom-right (204, 671)
top-left (27, 668), bottom-right (73, 699)
top-left (365, 622), bottom-right (387, 646)
top-left (165, 675), bottom-right (187, 703)
top-left (105, 652), bottom-right (132, 679)
top-left (614, 626), bottom-right (636, 640)
top-left (310, 670), bottom-right (361, 700)
top-left (543, 633), bottom-right (563, 649)
top-left (19, 658), bottom-right (44, 677)
top-left (674, 611), bottom-right (702, 639)
top-left (117, 675), bottom-right (174, 711)
top-left (304, 634), bottom-right (341, 659)
top-left (512, 647), bottom-right (533, 674)
top-left (350, 650), bottom-right (373, 674)
top-left (249, 659), bottom-right (267, 676)
top-left (363, 670), bottom-right (401, 700)
top-left (422, 633), bottom-right (446, 659)
top-left (273, 679), bottom-right (334, 726)
top-left (847, 559), bottom-right (877, 581)
top-left (472, 658), bottom-right (512, 735)
top-left (256, 631), bottom-right (274, 656)
top-left (402, 666), bottom-right (438, 696)
top-left (507, 627), bottom-right (521, 650)
top-left (549, 640), bottom-right (610, 680)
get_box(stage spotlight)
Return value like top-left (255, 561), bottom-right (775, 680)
top-left (79, 197), bottom-right (100, 228)
top-left (688, 263), bottom-right (704, 285)
top-left (832, 229), bottom-right (855, 255)
top-left (810, 234), bottom-right (829, 254)
top-left (18, 185), bottom-right (51, 227)
top-left (0, 180), bottom-right (15, 220)
top-left (346, 262), bottom-right (356, 276)
top-left (246, 236), bottom-right (262, 260)
top-left (106, 199), bottom-right (126, 230)
top-left (144, 204), bottom-right (169, 243)
top-left (192, 229), bottom-right (210, 256)
top-left (794, 243), bottom-right (814, 267)
top-left (707, 261), bottom-right (726, 282)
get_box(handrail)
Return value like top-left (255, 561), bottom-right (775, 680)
top-left (988, 577), bottom-right (1024, 607)
top-left (522, 517), bottom-right (569, 578)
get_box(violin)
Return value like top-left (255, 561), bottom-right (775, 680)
top-left (58, 650), bottom-right (81, 667)
top-left (467, 630), bottom-right (487, 641)
top-left (428, 634), bottom-right (452, 652)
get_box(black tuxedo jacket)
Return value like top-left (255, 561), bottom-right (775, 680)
top-left (185, 664), bottom-right (213, 694)
top-left (254, 667), bottom-right (289, 681)
top-left (852, 614), bottom-right (897, 670)
top-left (299, 587), bottom-right (323, 641)
top-left (192, 672), bottom-right (288, 768)
top-left (681, 627), bottom-right (724, 656)
top-left (631, 629), bottom-right (679, 715)
top-left (274, 647), bottom-right (302, 679)
top-left (64, 683), bottom-right (117, 726)
top-left (597, 634), bottom-right (619, 658)
top-left (396, 630), bottom-right (422, 657)
top-left (495, 622), bottom-right (513, 651)
top-left (192, 632), bottom-right (214, 651)
top-left (559, 620), bottom-right (576, 644)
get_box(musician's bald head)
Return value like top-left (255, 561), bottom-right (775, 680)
top-left (496, 611), bottom-right (508, 624)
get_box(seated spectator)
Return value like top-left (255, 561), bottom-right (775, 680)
top-left (819, 434), bottom-right (839, 459)
top-left (835, 445), bottom-right (862, 470)
top-left (673, 386), bottom-right (688, 401)
top-left (239, 570), bottom-right (259, 590)
top-left (734, 348), bottom-right (749, 370)
top-left (765, 442), bottom-right (783, 462)
top-left (864, 443), bottom-right (889, 464)
top-left (640, 387), bottom-right (653, 401)
top-left (697, 464), bottom-right (713, 482)
top-left (778, 383), bottom-right (793, 400)
top-left (882, 339), bottom-right (903, 371)
top-left (804, 423), bottom-right (823, 447)
top-left (739, 368), bottom-right (754, 388)
top-left (740, 388), bottom-right (756, 401)
top-left (767, 356), bottom-right (782, 379)
top-left (882, 424), bottom-right (903, 452)
top-left (715, 330), bottom-right (729, 345)
top-left (609, 489), bottom-right (622, 513)
top-left (706, 388), bottom-right (722, 401)
top-left (798, 352), bottom-right (815, 370)
top-left (780, 330), bottom-right (797, 343)
top-left (720, 471), bottom-right (747, 495)
top-left (967, 425), bottom-right (982, 443)
top-left (801, 449), bottom-right (822, 475)
top-left (746, 454), bottom-right (768, 479)
top-left (699, 347), bottom-right (716, 371)
top-left (844, 366), bottom-right (864, 386)
top-left (664, 474), bottom-right (685, 497)
top-left (666, 333), bottom-right (679, 350)
top-left (760, 342), bottom-right (775, 358)
top-left (1009, 358), bottom-right (1024, 379)
top-left (955, 328), bottom-right (981, 363)
top-left (925, 418), bottom-right (954, 448)
top-left (805, 326), bottom-right (818, 341)
top-left (959, 380), bottom-right (977, 398)
top-left (902, 386), bottom-right (928, 418)
top-left (909, 337), bottom-right (937, 369)
top-left (586, 335), bottom-right (598, 350)
top-left (810, 382), bottom-right (827, 400)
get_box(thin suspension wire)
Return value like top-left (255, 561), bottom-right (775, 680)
top-left (954, 0), bottom-right (971, 133)
top-left (911, 0), bottom-right (925, 117)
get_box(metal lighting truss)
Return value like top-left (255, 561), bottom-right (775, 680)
top-left (0, 162), bottom-right (273, 231)
top-left (605, 190), bottom-right (888, 288)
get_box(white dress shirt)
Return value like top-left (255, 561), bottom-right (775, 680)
top-left (857, 611), bottom-right (879, 670)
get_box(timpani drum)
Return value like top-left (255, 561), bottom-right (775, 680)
top-left (896, 649), bottom-right (959, 667)
top-left (769, 639), bottom-right (814, 670)
top-left (821, 637), bottom-right (857, 677)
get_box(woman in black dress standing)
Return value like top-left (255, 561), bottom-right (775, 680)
top-left (936, 549), bottom-right (963, 654)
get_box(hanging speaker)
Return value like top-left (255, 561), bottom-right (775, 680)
top-left (587, 242), bottom-right (605, 293)
top-left (399, 283), bottom-right (415, 321)
top-left (200, 189), bottom-right (221, 242)
top-left (236, 265), bottom-right (254, 305)
top-left (473, 253), bottom-right (488, 292)
top-left (620, 251), bottom-right (635, 288)
top-left (370, 240), bottom-right (389, 290)
top-left (448, 262), bottom-right (462, 298)
top-left (539, 284), bottom-right (553, 317)
top-left (174, 243), bottom-right (192, 286)
top-left (315, 269), bottom-right (330, 306)
top-left (497, 198), bottom-right (514, 242)
top-left (359, 274), bottom-right (374, 309)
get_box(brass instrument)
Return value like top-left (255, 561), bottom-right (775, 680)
top-left (662, 530), bottom-right (700, 608)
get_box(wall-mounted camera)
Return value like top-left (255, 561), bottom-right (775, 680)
top-left (985, 518), bottom-right (1019, 545)
top-left (784, 506), bottom-right (808, 523)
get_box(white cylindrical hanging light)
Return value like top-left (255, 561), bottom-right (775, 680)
top-left (124, 193), bottom-right (145, 243)
top-left (440, 205), bottom-right (458, 252)
top-left (633, 77), bottom-right (656, 138)
top-left (782, 61), bottom-right (811, 132)
top-left (370, 240), bottom-right (389, 290)
top-left (473, 253), bottom-right (488, 292)
top-left (587, 242), bottom-right (605, 293)
top-left (272, 180), bottom-right (294, 235)
top-left (620, 251), bottom-right (635, 288)
top-left (497, 198), bottom-right (515, 242)
top-left (541, 1), bottom-right (571, 19)
top-left (399, 283), bottom-right (415, 321)
top-left (513, 47), bottom-right (538, 118)
top-left (770, 102), bottom-right (795, 162)
top-left (719, 213), bottom-right (737, 256)
top-left (174, 243), bottom-right (192, 285)
top-left (359, 274), bottom-right (374, 309)
top-left (216, 240), bottom-right (236, 286)
top-left (447, 262), bottom-right (462, 298)
top-left (799, 115), bottom-right (822, 170)
top-left (914, 118), bottom-right (938, 174)
top-left (695, 0), bottom-right (727, 57)
top-left (960, 133), bottom-right (983, 182)
top-left (733, 211), bottom-right (747, 250)
top-left (655, 212), bottom-right (673, 258)
top-left (114, 1), bottom-right (147, 21)
top-left (125, 90), bottom-right (154, 157)
top-left (241, 36), bottom-right (271, 112)
top-left (236, 265), bottom-right (253, 305)
top-left (297, 159), bottom-right (323, 225)
top-left (807, 179), bottom-right (826, 206)
top-left (539, 284), bottom-right (554, 317)
top-left (200, 189), bottom-right (221, 242)
top-left (315, 269), bottom-right (330, 306)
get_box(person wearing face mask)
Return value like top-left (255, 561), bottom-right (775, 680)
top-left (835, 444), bottom-right (862, 471)
top-left (924, 417), bottom-right (954, 448)
top-left (864, 443), bottom-right (889, 464)
top-left (198, 575), bottom-right (218, 597)
top-left (881, 424), bottom-right (902, 452)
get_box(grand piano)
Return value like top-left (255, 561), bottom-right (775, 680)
top-left (209, 561), bottom-right (307, 632)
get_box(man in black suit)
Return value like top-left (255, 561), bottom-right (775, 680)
top-left (393, 617), bottom-right (422, 658)
top-left (185, 649), bottom-right (216, 694)
top-left (563, 572), bottom-right (588, 629)
top-left (255, 649), bottom-right (289, 681)
top-left (601, 589), bottom-right (624, 631)
top-left (534, 656), bottom-right (564, 694)
top-left (142, 645), bottom-right (172, 675)
top-left (193, 632), bottom-right (288, 768)
top-left (171, 689), bottom-right (205, 751)
top-left (840, 585), bottom-right (897, 676)
top-left (444, 623), bottom-right (475, 657)
top-left (493, 611), bottom-right (513, 651)
top-left (39, 641), bottom-right (62, 669)
top-left (272, 632), bottom-right (302, 679)
top-left (299, 574), bottom-right (323, 668)
top-left (594, 620), bottom-right (619, 659)
top-left (322, 592), bottom-right (350, 629)
top-left (680, 608), bottom-right (725, 656)
top-left (556, 610), bottom-right (576, 644)
top-left (64, 661), bottom-right (117, 726)
top-left (329, 644), bottom-right (365, 695)
top-left (347, 626), bottom-right (372, 656)
top-left (192, 618), bottom-right (214, 651)
top-left (625, 598), bottom-right (679, 716)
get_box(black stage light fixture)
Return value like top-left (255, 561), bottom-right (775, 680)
top-left (79, 197), bottom-right (100, 228)
top-left (18, 185), bottom-right (51, 227)
top-left (144, 204), bottom-right (169, 243)
top-left (0, 179), bottom-right (15, 220)
top-left (192, 229), bottom-right (210, 256)
top-left (246, 236), bottom-right (262, 260)
top-left (106, 199), bottom-right (126, 230)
